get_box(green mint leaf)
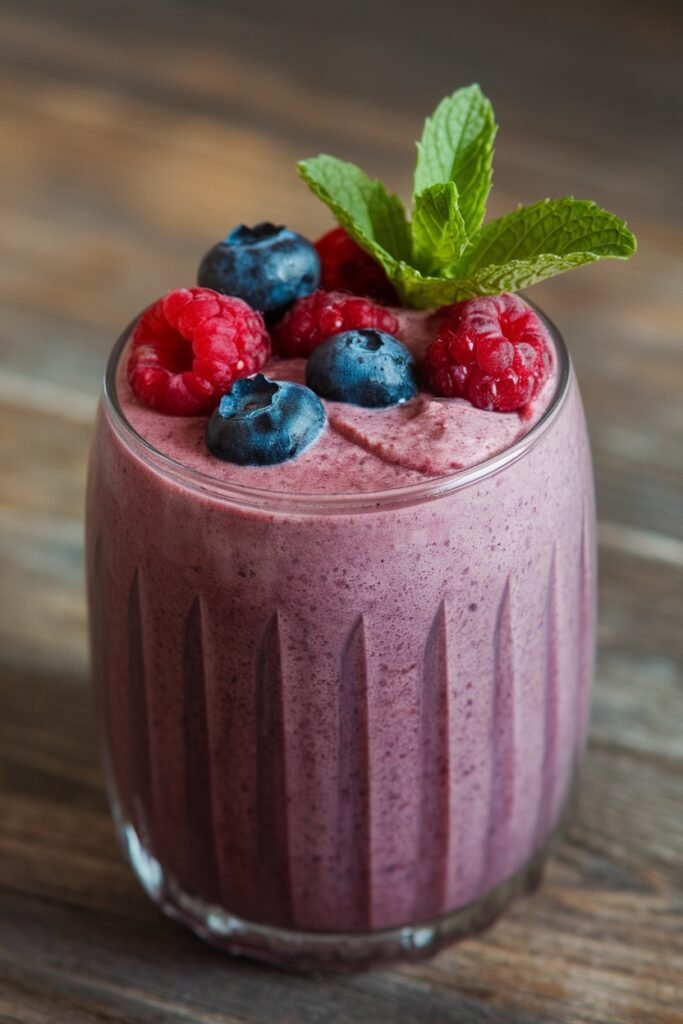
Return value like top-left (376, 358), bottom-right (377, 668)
top-left (392, 193), bottom-right (636, 306)
top-left (411, 182), bottom-right (468, 274)
top-left (297, 155), bottom-right (411, 273)
top-left (414, 84), bottom-right (497, 236)
top-left (451, 254), bottom-right (608, 297)
top-left (455, 196), bottom-right (637, 291)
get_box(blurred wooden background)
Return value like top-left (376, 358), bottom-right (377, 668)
top-left (1, 0), bottom-right (682, 1021)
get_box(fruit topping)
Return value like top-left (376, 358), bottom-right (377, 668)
top-left (424, 293), bottom-right (552, 412)
top-left (197, 223), bottom-right (320, 320)
top-left (274, 289), bottom-right (400, 359)
top-left (306, 329), bottom-right (418, 408)
top-left (315, 227), bottom-right (399, 304)
top-left (127, 287), bottom-right (270, 415)
top-left (205, 375), bottom-right (326, 464)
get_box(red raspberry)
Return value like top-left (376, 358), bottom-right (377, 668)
top-left (424, 294), bottom-right (552, 412)
top-left (127, 287), bottom-right (270, 415)
top-left (315, 228), bottom-right (399, 304)
top-left (273, 289), bottom-right (400, 358)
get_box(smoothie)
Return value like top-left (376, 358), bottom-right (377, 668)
top-left (87, 308), bottom-right (595, 955)
top-left (85, 81), bottom-right (636, 966)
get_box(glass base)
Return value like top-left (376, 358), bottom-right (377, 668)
top-left (117, 812), bottom-right (566, 970)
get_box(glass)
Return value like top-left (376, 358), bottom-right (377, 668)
top-left (85, 311), bottom-right (596, 969)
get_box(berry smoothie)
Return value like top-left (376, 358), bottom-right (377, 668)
top-left (87, 306), bottom-right (595, 964)
top-left (85, 80), bottom-right (635, 967)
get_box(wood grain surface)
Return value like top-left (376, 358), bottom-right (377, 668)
top-left (1, 0), bottom-right (682, 1021)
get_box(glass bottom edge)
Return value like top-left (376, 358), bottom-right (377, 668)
top-left (116, 808), bottom-right (570, 971)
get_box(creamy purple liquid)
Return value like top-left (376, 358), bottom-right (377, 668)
top-left (86, 306), bottom-right (596, 932)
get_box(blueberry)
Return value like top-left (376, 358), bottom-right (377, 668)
top-left (306, 329), bottom-right (418, 408)
top-left (205, 374), bottom-right (326, 465)
top-left (197, 223), bottom-right (320, 320)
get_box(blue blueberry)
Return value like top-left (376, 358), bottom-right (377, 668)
top-left (205, 375), bottom-right (326, 465)
top-left (306, 329), bottom-right (418, 408)
top-left (197, 223), bottom-right (320, 320)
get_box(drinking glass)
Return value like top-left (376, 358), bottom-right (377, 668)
top-left (86, 311), bottom-right (595, 968)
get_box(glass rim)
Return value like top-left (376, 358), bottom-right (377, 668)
top-left (103, 301), bottom-right (572, 515)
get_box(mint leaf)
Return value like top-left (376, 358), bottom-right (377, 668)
top-left (414, 84), bottom-right (497, 236)
top-left (462, 195), bottom-right (638, 274)
top-left (411, 182), bottom-right (468, 275)
top-left (391, 194), bottom-right (637, 306)
top-left (298, 155), bottom-right (411, 273)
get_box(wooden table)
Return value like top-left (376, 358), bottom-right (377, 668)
top-left (1, 1), bottom-right (681, 1020)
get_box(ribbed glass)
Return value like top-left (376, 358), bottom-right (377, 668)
top-left (86, 309), bottom-right (596, 968)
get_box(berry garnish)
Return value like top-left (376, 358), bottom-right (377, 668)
top-left (197, 223), bottom-right (320, 320)
top-left (205, 375), bottom-right (326, 465)
top-left (127, 288), bottom-right (270, 415)
top-left (274, 290), bottom-right (400, 358)
top-left (424, 294), bottom-right (552, 412)
top-left (315, 227), bottom-right (399, 304)
top-left (306, 329), bottom-right (418, 408)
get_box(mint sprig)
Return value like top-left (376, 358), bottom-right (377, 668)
top-left (414, 84), bottom-right (496, 237)
top-left (298, 154), bottom-right (411, 270)
top-left (411, 182), bottom-right (467, 274)
top-left (298, 84), bottom-right (636, 309)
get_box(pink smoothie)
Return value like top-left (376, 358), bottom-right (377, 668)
top-left (86, 304), bottom-right (596, 949)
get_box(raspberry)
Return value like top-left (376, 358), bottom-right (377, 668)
top-left (424, 294), bottom-right (552, 412)
top-left (273, 289), bottom-right (401, 358)
top-left (315, 228), bottom-right (399, 304)
top-left (127, 288), bottom-right (270, 415)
